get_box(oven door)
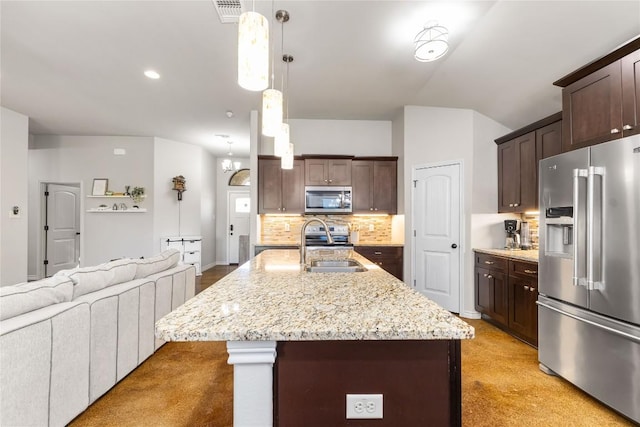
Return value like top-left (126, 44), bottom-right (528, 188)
top-left (305, 186), bottom-right (352, 213)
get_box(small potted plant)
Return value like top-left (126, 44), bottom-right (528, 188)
top-left (130, 187), bottom-right (145, 204)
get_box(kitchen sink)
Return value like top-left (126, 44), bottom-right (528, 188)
top-left (305, 259), bottom-right (368, 273)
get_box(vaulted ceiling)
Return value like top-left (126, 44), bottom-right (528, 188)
top-left (2, 1), bottom-right (639, 156)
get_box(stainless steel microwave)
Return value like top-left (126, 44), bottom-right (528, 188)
top-left (304, 186), bottom-right (352, 213)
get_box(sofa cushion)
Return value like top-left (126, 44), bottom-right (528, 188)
top-left (134, 249), bottom-right (181, 279)
top-left (0, 276), bottom-right (74, 321)
top-left (65, 264), bottom-right (115, 299)
top-left (106, 258), bottom-right (138, 285)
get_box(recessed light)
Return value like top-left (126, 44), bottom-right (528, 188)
top-left (144, 70), bottom-right (160, 79)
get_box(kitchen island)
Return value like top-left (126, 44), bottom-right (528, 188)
top-left (156, 249), bottom-right (474, 426)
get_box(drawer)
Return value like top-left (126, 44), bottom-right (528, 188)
top-left (510, 260), bottom-right (538, 278)
top-left (183, 239), bottom-right (202, 252)
top-left (183, 250), bottom-right (201, 263)
top-left (355, 246), bottom-right (403, 260)
top-left (474, 252), bottom-right (507, 272)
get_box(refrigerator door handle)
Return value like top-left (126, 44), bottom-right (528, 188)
top-left (587, 166), bottom-right (605, 291)
top-left (573, 168), bottom-right (588, 287)
top-left (537, 301), bottom-right (640, 344)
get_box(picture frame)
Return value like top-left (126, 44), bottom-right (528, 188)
top-left (92, 178), bottom-right (108, 196)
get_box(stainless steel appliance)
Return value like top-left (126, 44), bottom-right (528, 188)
top-left (538, 135), bottom-right (640, 423)
top-left (304, 224), bottom-right (351, 246)
top-left (305, 186), bottom-right (352, 214)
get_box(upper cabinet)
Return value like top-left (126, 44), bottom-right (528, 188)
top-left (258, 157), bottom-right (305, 214)
top-left (554, 37), bottom-right (640, 151)
top-left (304, 158), bottom-right (352, 186)
top-left (352, 159), bottom-right (397, 214)
top-left (495, 113), bottom-right (562, 213)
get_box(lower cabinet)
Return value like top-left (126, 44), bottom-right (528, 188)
top-left (354, 246), bottom-right (403, 280)
top-left (474, 252), bottom-right (538, 347)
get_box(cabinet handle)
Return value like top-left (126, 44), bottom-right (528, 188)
top-left (514, 203), bottom-right (519, 207)
top-left (328, 179), bottom-right (332, 183)
top-left (623, 124), bottom-right (633, 130)
top-left (374, 251), bottom-right (382, 255)
top-left (282, 207), bottom-right (286, 211)
top-left (530, 287), bottom-right (536, 292)
top-left (524, 286), bottom-right (529, 291)
top-left (524, 269), bottom-right (537, 274)
top-left (378, 262), bottom-right (383, 265)
top-left (509, 203), bottom-right (514, 207)
top-left (484, 261), bottom-right (495, 265)
top-left (483, 274), bottom-right (493, 279)
top-left (370, 208), bottom-right (374, 211)
top-left (374, 208), bottom-right (378, 211)
top-left (611, 128), bottom-right (620, 134)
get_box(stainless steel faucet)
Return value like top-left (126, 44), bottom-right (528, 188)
top-left (300, 218), bottom-right (334, 264)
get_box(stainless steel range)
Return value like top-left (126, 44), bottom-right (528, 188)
top-left (304, 224), bottom-right (351, 246)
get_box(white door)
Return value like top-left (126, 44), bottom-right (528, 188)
top-left (412, 163), bottom-right (461, 312)
top-left (228, 191), bottom-right (250, 264)
top-left (45, 183), bottom-right (81, 276)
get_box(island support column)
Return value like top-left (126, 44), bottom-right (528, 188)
top-left (227, 341), bottom-right (277, 426)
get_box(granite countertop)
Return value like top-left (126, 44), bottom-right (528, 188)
top-left (156, 249), bottom-right (473, 342)
top-left (256, 242), bottom-right (404, 247)
top-left (474, 248), bottom-right (539, 263)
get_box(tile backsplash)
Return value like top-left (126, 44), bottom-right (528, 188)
top-left (260, 215), bottom-right (394, 244)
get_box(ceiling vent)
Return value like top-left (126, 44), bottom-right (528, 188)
top-left (213, 0), bottom-right (246, 23)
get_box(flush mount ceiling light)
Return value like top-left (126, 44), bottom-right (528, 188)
top-left (238, 4), bottom-right (269, 91)
top-left (414, 22), bottom-right (449, 62)
top-left (144, 70), bottom-right (160, 79)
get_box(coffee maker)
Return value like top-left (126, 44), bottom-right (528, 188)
top-left (504, 219), bottom-right (520, 249)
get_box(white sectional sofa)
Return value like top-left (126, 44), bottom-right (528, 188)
top-left (0, 249), bottom-right (196, 427)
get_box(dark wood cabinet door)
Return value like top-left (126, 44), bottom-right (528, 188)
top-left (355, 246), bottom-right (403, 280)
top-left (621, 49), bottom-right (640, 137)
top-left (536, 120), bottom-right (562, 160)
top-left (475, 267), bottom-right (493, 314)
top-left (508, 276), bottom-right (534, 337)
top-left (373, 160), bottom-right (397, 213)
top-left (498, 140), bottom-right (518, 212)
top-left (491, 272), bottom-right (509, 326)
top-left (305, 159), bottom-right (328, 185)
top-left (327, 159), bottom-right (352, 185)
top-left (281, 160), bottom-right (305, 213)
top-left (562, 61), bottom-right (623, 151)
top-left (351, 160), bottom-right (374, 213)
top-left (259, 158), bottom-right (283, 213)
top-left (516, 131), bottom-right (537, 211)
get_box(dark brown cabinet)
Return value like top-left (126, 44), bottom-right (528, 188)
top-left (352, 159), bottom-right (397, 214)
top-left (555, 38), bottom-right (640, 150)
top-left (508, 260), bottom-right (538, 346)
top-left (354, 245), bottom-right (403, 280)
top-left (474, 251), bottom-right (538, 347)
top-left (474, 253), bottom-right (509, 326)
top-left (496, 113), bottom-right (562, 213)
top-left (258, 157), bottom-right (304, 214)
top-left (304, 158), bottom-right (352, 186)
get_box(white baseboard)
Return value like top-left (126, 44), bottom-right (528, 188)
top-left (459, 310), bottom-right (481, 320)
top-left (214, 260), bottom-right (229, 266)
top-left (27, 275), bottom-right (40, 282)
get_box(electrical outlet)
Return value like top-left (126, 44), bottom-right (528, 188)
top-left (368, 223), bottom-right (374, 232)
top-left (284, 222), bottom-right (290, 232)
top-left (346, 394), bottom-right (383, 419)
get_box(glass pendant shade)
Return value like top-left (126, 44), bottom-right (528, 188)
top-left (414, 24), bottom-right (449, 62)
top-left (274, 122), bottom-right (290, 157)
top-left (281, 143), bottom-right (294, 169)
top-left (238, 11), bottom-right (269, 91)
top-left (262, 89), bottom-right (283, 136)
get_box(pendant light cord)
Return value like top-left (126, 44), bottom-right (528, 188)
top-left (269, 0), bottom-right (275, 89)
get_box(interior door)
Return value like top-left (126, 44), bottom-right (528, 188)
top-left (412, 163), bottom-right (461, 312)
top-left (228, 191), bottom-right (250, 264)
top-left (45, 183), bottom-right (80, 276)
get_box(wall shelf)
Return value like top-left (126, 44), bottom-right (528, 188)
top-left (86, 208), bottom-right (147, 213)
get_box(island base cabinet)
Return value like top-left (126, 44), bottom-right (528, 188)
top-left (274, 340), bottom-right (461, 427)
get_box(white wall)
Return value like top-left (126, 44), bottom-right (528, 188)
top-left (29, 135), bottom-right (155, 269)
top-left (1, 107), bottom-right (29, 285)
top-left (260, 119), bottom-right (392, 156)
top-left (215, 156), bottom-right (250, 265)
top-left (402, 106), bottom-right (512, 318)
top-left (201, 148), bottom-right (217, 271)
top-left (153, 137), bottom-right (203, 250)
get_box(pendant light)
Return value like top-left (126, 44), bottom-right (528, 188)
top-left (280, 53), bottom-right (294, 169)
top-left (238, 1), bottom-right (269, 91)
top-left (261, 3), bottom-right (284, 136)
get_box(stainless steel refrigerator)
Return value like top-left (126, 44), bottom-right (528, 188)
top-left (538, 135), bottom-right (640, 423)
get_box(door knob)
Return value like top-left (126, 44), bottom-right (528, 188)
top-left (451, 244), bottom-right (457, 249)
